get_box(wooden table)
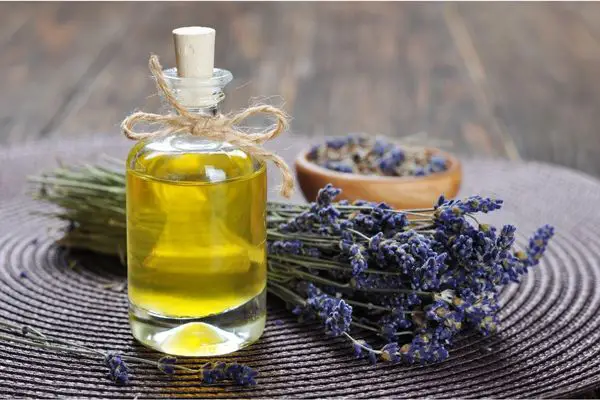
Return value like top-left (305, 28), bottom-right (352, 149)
top-left (1, 2), bottom-right (600, 179)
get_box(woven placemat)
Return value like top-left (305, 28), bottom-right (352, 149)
top-left (1, 136), bottom-right (600, 398)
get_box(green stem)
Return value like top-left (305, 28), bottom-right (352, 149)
top-left (283, 266), bottom-right (351, 289)
top-left (270, 254), bottom-right (408, 277)
top-left (0, 320), bottom-right (105, 356)
top-left (350, 321), bottom-right (380, 334)
top-left (343, 332), bottom-right (381, 354)
top-left (408, 218), bottom-right (434, 223)
top-left (344, 299), bottom-right (415, 313)
top-left (29, 176), bottom-right (125, 194)
top-left (347, 229), bottom-right (370, 241)
top-left (267, 230), bottom-right (339, 244)
top-left (0, 332), bottom-right (98, 356)
top-left (265, 269), bottom-right (293, 283)
top-left (117, 355), bottom-right (205, 374)
top-left (268, 281), bottom-right (307, 306)
top-left (355, 286), bottom-right (434, 297)
top-left (348, 323), bottom-right (413, 338)
top-left (466, 214), bottom-right (481, 226)
top-left (266, 216), bottom-right (288, 223)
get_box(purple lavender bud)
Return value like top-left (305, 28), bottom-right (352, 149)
top-left (524, 224), bottom-right (554, 266)
top-left (324, 299), bottom-right (352, 336)
top-left (301, 284), bottom-right (353, 337)
top-left (225, 363), bottom-right (258, 386)
top-left (347, 244), bottom-right (368, 275)
top-left (381, 342), bottom-right (400, 362)
top-left (105, 354), bottom-right (129, 385)
top-left (316, 184), bottom-right (342, 206)
top-left (307, 144), bottom-right (321, 160)
top-left (305, 247), bottom-right (321, 258)
top-left (372, 140), bottom-right (390, 157)
top-left (368, 232), bottom-right (384, 251)
top-left (414, 166), bottom-right (426, 176)
top-left (324, 160), bottom-right (354, 174)
top-left (326, 138), bottom-right (347, 150)
top-left (425, 300), bottom-right (449, 322)
top-left (497, 224), bottom-right (517, 250)
top-left (353, 341), bottom-right (365, 358)
top-left (157, 356), bottom-right (177, 375)
top-left (429, 155), bottom-right (447, 172)
top-left (390, 148), bottom-right (405, 163)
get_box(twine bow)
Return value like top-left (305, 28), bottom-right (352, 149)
top-left (121, 55), bottom-right (294, 198)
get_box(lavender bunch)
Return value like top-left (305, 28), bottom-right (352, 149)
top-left (267, 185), bottom-right (553, 364)
top-left (307, 134), bottom-right (448, 177)
top-left (0, 319), bottom-right (257, 386)
top-left (30, 162), bottom-right (553, 366)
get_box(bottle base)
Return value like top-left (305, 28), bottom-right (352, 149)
top-left (129, 288), bottom-right (266, 357)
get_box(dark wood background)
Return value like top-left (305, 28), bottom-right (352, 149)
top-left (1, 2), bottom-right (600, 179)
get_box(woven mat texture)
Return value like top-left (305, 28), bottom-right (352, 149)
top-left (0, 136), bottom-right (599, 398)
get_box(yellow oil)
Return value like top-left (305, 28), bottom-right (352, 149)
top-left (126, 136), bottom-right (267, 354)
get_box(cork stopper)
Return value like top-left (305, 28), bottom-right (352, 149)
top-left (172, 26), bottom-right (217, 107)
top-left (173, 26), bottom-right (215, 78)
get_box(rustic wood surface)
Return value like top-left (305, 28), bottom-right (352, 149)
top-left (0, 2), bottom-right (599, 397)
top-left (1, 2), bottom-right (600, 179)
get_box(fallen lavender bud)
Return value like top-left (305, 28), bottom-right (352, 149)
top-left (0, 319), bottom-right (257, 387)
top-left (105, 354), bottom-right (129, 385)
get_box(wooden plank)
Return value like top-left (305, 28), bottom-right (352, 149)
top-left (0, 2), bottom-right (136, 145)
top-left (455, 2), bottom-right (600, 177)
top-left (53, 2), bottom-right (265, 139)
top-left (0, 3), bottom-right (34, 49)
top-left (281, 2), bottom-right (507, 157)
top-left (444, 3), bottom-right (521, 160)
top-left (0, 3), bottom-right (38, 144)
top-left (54, 3), bottom-right (504, 159)
top-left (561, 2), bottom-right (600, 37)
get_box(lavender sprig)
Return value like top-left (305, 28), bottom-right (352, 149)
top-left (0, 319), bottom-right (257, 386)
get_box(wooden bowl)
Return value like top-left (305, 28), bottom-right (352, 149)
top-left (295, 148), bottom-right (462, 209)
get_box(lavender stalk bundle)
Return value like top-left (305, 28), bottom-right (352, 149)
top-left (30, 160), bottom-right (553, 366)
top-left (266, 185), bottom-right (553, 364)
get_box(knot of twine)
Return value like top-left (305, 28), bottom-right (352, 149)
top-left (121, 55), bottom-right (294, 198)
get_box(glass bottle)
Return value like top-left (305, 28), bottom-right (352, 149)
top-left (126, 66), bottom-right (267, 356)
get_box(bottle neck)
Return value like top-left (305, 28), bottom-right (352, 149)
top-left (167, 95), bottom-right (228, 149)
top-left (175, 102), bottom-right (221, 117)
top-left (161, 67), bottom-right (232, 118)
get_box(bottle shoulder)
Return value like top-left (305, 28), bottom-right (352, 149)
top-left (127, 135), bottom-right (264, 184)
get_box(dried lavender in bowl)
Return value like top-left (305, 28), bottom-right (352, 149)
top-left (307, 134), bottom-right (449, 177)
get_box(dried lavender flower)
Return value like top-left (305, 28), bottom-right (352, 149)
top-left (105, 353), bottom-right (129, 385)
top-left (198, 362), bottom-right (258, 386)
top-left (157, 356), bottom-right (177, 374)
top-left (307, 134), bottom-right (449, 177)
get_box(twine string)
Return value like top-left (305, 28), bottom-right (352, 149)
top-left (121, 55), bottom-right (294, 197)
